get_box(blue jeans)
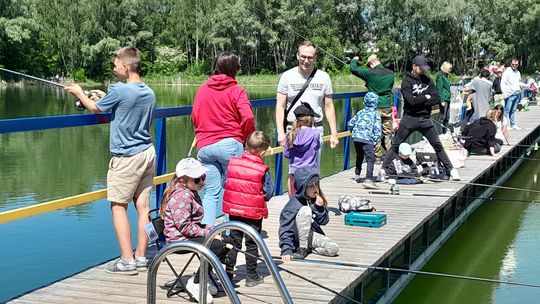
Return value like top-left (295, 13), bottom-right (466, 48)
top-left (504, 93), bottom-right (521, 127)
top-left (197, 138), bottom-right (244, 225)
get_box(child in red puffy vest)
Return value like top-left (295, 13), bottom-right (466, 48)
top-left (222, 131), bottom-right (274, 287)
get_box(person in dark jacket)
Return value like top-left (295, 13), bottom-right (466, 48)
top-left (279, 167), bottom-right (339, 261)
top-left (463, 110), bottom-right (501, 156)
top-left (381, 55), bottom-right (461, 181)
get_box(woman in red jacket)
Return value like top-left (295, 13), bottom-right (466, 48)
top-left (192, 52), bottom-right (256, 225)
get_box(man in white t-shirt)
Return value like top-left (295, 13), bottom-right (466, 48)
top-left (501, 58), bottom-right (525, 130)
top-left (275, 41), bottom-right (339, 148)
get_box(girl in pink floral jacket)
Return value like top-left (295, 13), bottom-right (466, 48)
top-left (159, 158), bottom-right (229, 302)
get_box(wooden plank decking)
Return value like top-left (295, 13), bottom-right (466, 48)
top-left (9, 106), bottom-right (540, 304)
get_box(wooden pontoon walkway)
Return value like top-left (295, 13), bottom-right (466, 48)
top-left (10, 106), bottom-right (540, 304)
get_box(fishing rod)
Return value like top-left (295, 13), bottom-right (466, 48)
top-left (225, 245), bottom-right (362, 304)
top-left (0, 67), bottom-right (96, 110)
top-left (377, 174), bottom-right (540, 194)
top-left (367, 190), bottom-right (537, 204)
top-left (228, 244), bottom-right (540, 292)
top-left (0, 67), bottom-right (66, 88)
top-left (425, 178), bottom-right (540, 194)
top-left (276, 257), bottom-right (540, 289)
top-left (250, 5), bottom-right (348, 66)
top-left (471, 155), bottom-right (540, 162)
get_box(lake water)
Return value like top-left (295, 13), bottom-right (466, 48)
top-left (393, 154), bottom-right (540, 304)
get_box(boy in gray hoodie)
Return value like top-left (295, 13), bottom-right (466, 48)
top-left (279, 167), bottom-right (339, 261)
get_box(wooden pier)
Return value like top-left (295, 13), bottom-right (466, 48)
top-left (9, 107), bottom-right (540, 304)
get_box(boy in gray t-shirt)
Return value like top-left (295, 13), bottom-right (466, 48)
top-left (470, 70), bottom-right (493, 121)
top-left (66, 47), bottom-right (155, 275)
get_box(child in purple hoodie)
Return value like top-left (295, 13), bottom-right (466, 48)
top-left (284, 102), bottom-right (321, 197)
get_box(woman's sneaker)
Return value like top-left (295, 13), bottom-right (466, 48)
top-left (104, 257), bottom-right (137, 275)
top-left (186, 275), bottom-right (214, 303)
top-left (134, 256), bottom-right (148, 272)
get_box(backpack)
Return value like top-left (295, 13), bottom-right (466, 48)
top-left (338, 195), bottom-right (375, 213)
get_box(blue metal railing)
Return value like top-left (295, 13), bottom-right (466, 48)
top-left (0, 91), bottom-right (401, 204)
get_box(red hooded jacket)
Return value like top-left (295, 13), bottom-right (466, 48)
top-left (223, 153), bottom-right (269, 219)
top-left (192, 75), bottom-right (255, 149)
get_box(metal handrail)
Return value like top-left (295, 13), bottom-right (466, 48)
top-left (147, 240), bottom-right (241, 304)
top-left (200, 221), bottom-right (294, 304)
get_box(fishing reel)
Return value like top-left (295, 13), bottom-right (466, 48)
top-left (388, 179), bottom-right (400, 195)
top-left (75, 90), bottom-right (104, 110)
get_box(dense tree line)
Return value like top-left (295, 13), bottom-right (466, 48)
top-left (0, 0), bottom-right (538, 81)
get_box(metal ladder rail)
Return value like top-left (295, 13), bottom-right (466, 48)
top-left (147, 240), bottom-right (241, 304)
top-left (200, 221), bottom-right (294, 304)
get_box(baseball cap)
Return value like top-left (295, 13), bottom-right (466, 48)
top-left (175, 158), bottom-right (208, 178)
top-left (412, 55), bottom-right (430, 71)
top-left (366, 54), bottom-right (379, 66)
top-left (399, 143), bottom-right (412, 156)
top-left (294, 102), bottom-right (321, 118)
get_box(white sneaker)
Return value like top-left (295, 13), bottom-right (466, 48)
top-left (450, 168), bottom-right (461, 181)
top-left (513, 125), bottom-right (523, 130)
top-left (186, 275), bottom-right (214, 303)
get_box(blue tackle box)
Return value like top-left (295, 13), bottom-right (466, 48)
top-left (344, 212), bottom-right (387, 228)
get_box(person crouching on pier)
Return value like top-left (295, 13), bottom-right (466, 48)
top-left (222, 131), bottom-right (274, 287)
top-left (160, 158), bottom-right (230, 303)
top-left (279, 167), bottom-right (339, 261)
top-left (462, 109), bottom-right (501, 157)
top-left (348, 92), bottom-right (382, 189)
top-left (284, 102), bottom-right (322, 197)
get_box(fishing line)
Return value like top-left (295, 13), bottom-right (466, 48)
top-left (225, 245), bottom-right (362, 304)
top-left (249, 5), bottom-right (348, 65)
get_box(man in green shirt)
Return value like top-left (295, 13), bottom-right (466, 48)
top-left (350, 54), bottom-right (395, 163)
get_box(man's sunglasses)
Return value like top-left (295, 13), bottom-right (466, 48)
top-left (193, 175), bottom-right (206, 184)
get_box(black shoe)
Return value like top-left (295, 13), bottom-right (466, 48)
top-left (245, 273), bottom-right (264, 287)
top-left (292, 247), bottom-right (309, 259)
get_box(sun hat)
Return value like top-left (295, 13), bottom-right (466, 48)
top-left (398, 143), bottom-right (412, 156)
top-left (175, 158), bottom-right (208, 178)
top-left (294, 102), bottom-right (321, 118)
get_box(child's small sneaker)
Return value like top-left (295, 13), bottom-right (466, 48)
top-left (245, 273), bottom-right (264, 287)
top-left (354, 175), bottom-right (362, 183)
top-left (134, 256), bottom-right (148, 272)
top-left (362, 179), bottom-right (379, 190)
top-left (104, 257), bottom-right (138, 275)
top-left (186, 275), bottom-right (214, 303)
top-left (513, 125), bottom-right (523, 130)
